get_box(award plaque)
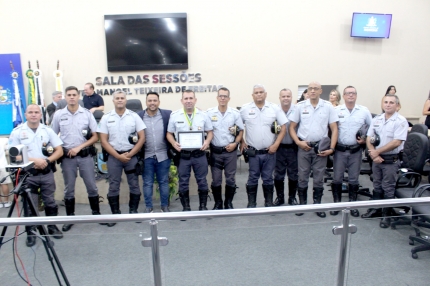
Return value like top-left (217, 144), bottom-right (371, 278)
top-left (178, 131), bottom-right (204, 150)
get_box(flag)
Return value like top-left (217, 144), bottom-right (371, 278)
top-left (25, 61), bottom-right (36, 104)
top-left (53, 60), bottom-right (63, 96)
top-left (10, 70), bottom-right (23, 127)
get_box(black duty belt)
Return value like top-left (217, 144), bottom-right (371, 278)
top-left (335, 143), bottom-right (361, 154)
top-left (248, 146), bottom-right (269, 155)
top-left (63, 146), bottom-right (96, 158)
top-left (28, 167), bottom-right (51, 176)
top-left (180, 149), bottom-right (206, 159)
top-left (116, 149), bottom-right (132, 155)
top-left (380, 153), bottom-right (400, 164)
top-left (280, 143), bottom-right (296, 149)
top-left (210, 144), bottom-right (229, 154)
top-left (299, 138), bottom-right (319, 147)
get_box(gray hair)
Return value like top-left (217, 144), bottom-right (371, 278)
top-left (253, 84), bottom-right (265, 92)
top-left (52, 91), bottom-right (62, 99)
top-left (112, 90), bottom-right (126, 99)
top-left (280, 88), bottom-right (292, 94)
top-left (384, 94), bottom-right (400, 105)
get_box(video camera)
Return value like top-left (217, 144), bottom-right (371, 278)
top-left (5, 145), bottom-right (35, 173)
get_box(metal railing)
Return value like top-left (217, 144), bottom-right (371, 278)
top-left (0, 197), bottom-right (429, 286)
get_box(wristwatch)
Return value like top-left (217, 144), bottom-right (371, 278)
top-left (330, 148), bottom-right (335, 153)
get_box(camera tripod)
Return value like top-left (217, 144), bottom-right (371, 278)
top-left (0, 171), bottom-right (70, 286)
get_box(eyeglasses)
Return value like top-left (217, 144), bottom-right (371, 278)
top-left (344, 92), bottom-right (357, 95)
top-left (308, 87), bottom-right (320, 91)
top-left (217, 95), bottom-right (229, 99)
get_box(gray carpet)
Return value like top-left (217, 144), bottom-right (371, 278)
top-left (0, 162), bottom-right (430, 285)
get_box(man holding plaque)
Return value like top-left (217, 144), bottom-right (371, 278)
top-left (167, 90), bottom-right (213, 211)
top-left (240, 84), bottom-right (288, 208)
top-left (206, 87), bottom-right (244, 209)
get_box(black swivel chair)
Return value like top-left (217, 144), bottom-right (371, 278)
top-left (390, 132), bottom-right (428, 228)
top-left (93, 110), bottom-right (104, 123)
top-left (408, 184), bottom-right (430, 259)
top-left (126, 99), bottom-right (143, 113)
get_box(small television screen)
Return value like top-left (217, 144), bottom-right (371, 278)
top-left (350, 13), bottom-right (392, 38)
top-left (104, 13), bottom-right (188, 71)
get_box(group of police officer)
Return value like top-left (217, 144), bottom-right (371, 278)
top-left (8, 81), bottom-right (408, 247)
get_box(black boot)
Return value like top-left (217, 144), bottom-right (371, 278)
top-left (287, 180), bottom-right (298, 205)
top-left (107, 195), bottom-right (121, 227)
top-left (296, 187), bottom-right (308, 216)
top-left (129, 193), bottom-right (141, 214)
top-left (45, 206), bottom-right (64, 239)
top-left (62, 198), bottom-right (75, 232)
top-left (88, 196), bottom-right (107, 225)
top-left (361, 191), bottom-right (383, 219)
top-left (246, 184), bottom-right (258, 208)
top-left (348, 184), bottom-right (360, 217)
top-left (179, 191), bottom-right (191, 211)
top-left (224, 185), bottom-right (236, 209)
top-left (263, 184), bottom-right (274, 207)
top-left (330, 183), bottom-right (342, 216)
top-left (25, 225), bottom-right (37, 247)
top-left (380, 207), bottom-right (392, 228)
top-left (198, 190), bottom-right (209, 211)
top-left (211, 185), bottom-right (223, 210)
top-left (273, 180), bottom-right (285, 206)
top-left (313, 187), bottom-right (326, 218)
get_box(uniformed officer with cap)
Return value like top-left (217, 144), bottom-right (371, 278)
top-left (9, 104), bottom-right (64, 247)
top-left (206, 87), bottom-right (244, 209)
top-left (97, 91), bottom-right (146, 226)
top-left (273, 88), bottom-right (299, 207)
top-left (362, 94), bottom-right (408, 228)
top-left (166, 89), bottom-right (213, 211)
top-left (331, 86), bottom-right (372, 217)
top-left (240, 84), bottom-right (288, 208)
top-left (51, 86), bottom-right (104, 232)
top-left (289, 81), bottom-right (338, 218)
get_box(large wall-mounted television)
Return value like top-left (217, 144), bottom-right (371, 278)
top-left (104, 13), bottom-right (188, 72)
top-left (350, 13), bottom-right (392, 38)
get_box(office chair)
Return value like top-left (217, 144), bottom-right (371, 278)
top-left (126, 99), bottom-right (143, 112)
top-left (408, 184), bottom-right (430, 259)
top-left (93, 110), bottom-right (104, 123)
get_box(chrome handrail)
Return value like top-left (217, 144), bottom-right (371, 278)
top-left (0, 197), bottom-right (429, 226)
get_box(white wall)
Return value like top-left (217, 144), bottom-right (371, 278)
top-left (2, 0), bottom-right (429, 118)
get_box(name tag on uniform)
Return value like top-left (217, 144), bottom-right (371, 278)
top-left (177, 121), bottom-right (184, 124)
top-left (211, 116), bottom-right (218, 122)
top-left (249, 113), bottom-right (255, 115)
top-left (61, 118), bottom-right (68, 121)
top-left (302, 111), bottom-right (309, 114)
top-left (20, 132), bottom-right (28, 140)
top-left (339, 115), bottom-right (344, 118)
top-left (108, 120), bottom-right (115, 123)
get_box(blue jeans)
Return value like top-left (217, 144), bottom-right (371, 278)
top-left (143, 157), bottom-right (171, 208)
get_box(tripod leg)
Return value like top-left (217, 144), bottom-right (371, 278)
top-left (0, 195), bottom-right (18, 249)
top-left (25, 189), bottom-right (70, 286)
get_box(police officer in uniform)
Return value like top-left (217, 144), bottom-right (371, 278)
top-left (273, 88), bottom-right (299, 206)
top-left (362, 94), bottom-right (408, 228)
top-left (240, 84), bottom-right (288, 208)
top-left (289, 82), bottom-right (338, 218)
top-left (97, 91), bottom-right (146, 226)
top-left (9, 104), bottom-right (64, 247)
top-left (206, 87), bottom-right (244, 209)
top-left (166, 90), bottom-right (213, 211)
top-left (331, 86), bottom-right (372, 217)
top-left (51, 86), bottom-right (104, 232)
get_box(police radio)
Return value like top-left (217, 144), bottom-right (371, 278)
top-left (370, 130), bottom-right (381, 147)
top-left (271, 121), bottom-right (281, 134)
top-left (229, 125), bottom-right (240, 138)
top-left (42, 142), bottom-right (54, 157)
top-left (128, 133), bottom-right (138, 145)
top-left (82, 127), bottom-right (92, 140)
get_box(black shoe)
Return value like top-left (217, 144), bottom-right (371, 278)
top-left (107, 195), bottom-right (121, 227)
top-left (161, 206), bottom-right (170, 212)
top-left (62, 224), bottom-right (74, 232)
top-left (330, 210), bottom-right (339, 216)
top-left (350, 209), bottom-right (360, 217)
top-left (47, 225), bottom-right (63, 239)
top-left (144, 208), bottom-right (153, 213)
top-left (198, 190), bottom-right (209, 211)
top-left (179, 191), bottom-right (191, 211)
top-left (287, 197), bottom-right (298, 206)
top-left (88, 196), bottom-right (107, 225)
top-left (380, 217), bottom-right (391, 228)
top-left (246, 185), bottom-right (258, 208)
top-left (263, 184), bottom-right (274, 207)
top-left (211, 185), bottom-right (223, 210)
top-left (26, 235), bottom-right (36, 247)
top-left (316, 212), bottom-right (326, 218)
top-left (273, 180), bottom-right (285, 206)
top-left (296, 187), bottom-right (308, 216)
top-left (361, 208), bottom-right (382, 219)
top-left (224, 185), bottom-right (236, 209)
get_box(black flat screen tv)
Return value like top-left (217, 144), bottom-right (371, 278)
top-left (104, 13), bottom-right (188, 72)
